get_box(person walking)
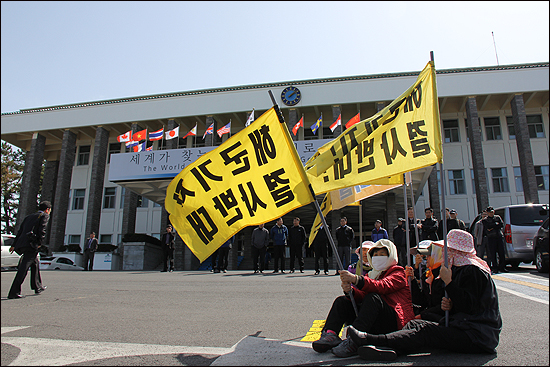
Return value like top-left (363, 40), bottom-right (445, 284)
top-left (83, 232), bottom-right (98, 271)
top-left (334, 217), bottom-right (354, 275)
top-left (371, 220), bottom-right (388, 242)
top-left (8, 201), bottom-right (51, 299)
top-left (313, 225), bottom-right (330, 275)
top-left (161, 224), bottom-right (175, 272)
top-left (420, 207), bottom-right (439, 241)
top-left (270, 218), bottom-right (288, 273)
top-left (251, 223), bottom-right (270, 273)
top-left (483, 206), bottom-right (507, 274)
top-left (217, 236), bottom-right (234, 273)
top-left (288, 217), bottom-right (307, 273)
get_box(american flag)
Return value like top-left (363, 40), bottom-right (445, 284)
top-left (217, 122), bottom-right (231, 138)
top-left (203, 123), bottom-right (214, 139)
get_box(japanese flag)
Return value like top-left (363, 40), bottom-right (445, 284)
top-left (165, 126), bottom-right (179, 140)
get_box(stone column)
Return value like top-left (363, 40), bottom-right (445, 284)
top-left (49, 130), bottom-right (77, 253)
top-left (332, 105), bottom-right (342, 137)
top-left (204, 116), bottom-right (215, 146)
top-left (41, 160), bottom-right (59, 249)
top-left (85, 127), bottom-right (109, 237)
top-left (16, 133), bottom-right (46, 232)
top-left (427, 165), bottom-right (441, 219)
top-left (511, 94), bottom-right (539, 204)
top-left (289, 109), bottom-right (299, 141)
top-left (466, 97), bottom-right (489, 213)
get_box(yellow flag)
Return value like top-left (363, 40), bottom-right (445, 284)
top-left (308, 193), bottom-right (332, 247)
top-left (305, 62), bottom-right (442, 188)
top-left (165, 108), bottom-right (314, 263)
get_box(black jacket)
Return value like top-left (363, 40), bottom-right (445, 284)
top-left (421, 217), bottom-right (439, 241)
top-left (288, 225), bottom-right (306, 248)
top-left (84, 237), bottom-right (99, 252)
top-left (162, 232), bottom-right (175, 251)
top-left (335, 225), bottom-right (354, 248)
top-left (482, 215), bottom-right (504, 238)
top-left (13, 211), bottom-right (49, 254)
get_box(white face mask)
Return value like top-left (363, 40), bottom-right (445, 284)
top-left (371, 255), bottom-right (389, 271)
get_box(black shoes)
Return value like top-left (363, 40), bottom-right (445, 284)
top-left (290, 269), bottom-right (295, 273)
top-left (300, 269), bottom-right (304, 273)
top-left (358, 345), bottom-right (397, 361)
top-left (8, 294), bottom-right (24, 299)
top-left (35, 286), bottom-right (47, 294)
top-left (312, 331), bottom-right (342, 353)
top-left (324, 271), bottom-right (329, 275)
top-left (314, 270), bottom-right (320, 275)
top-left (161, 270), bottom-right (167, 272)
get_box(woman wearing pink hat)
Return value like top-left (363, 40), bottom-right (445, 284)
top-left (347, 229), bottom-right (501, 361)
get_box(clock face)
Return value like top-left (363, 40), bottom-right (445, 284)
top-left (281, 86), bottom-right (301, 106)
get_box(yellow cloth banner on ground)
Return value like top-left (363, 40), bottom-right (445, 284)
top-left (165, 108), bottom-right (313, 263)
top-left (305, 62), bottom-right (442, 189)
top-left (308, 193), bottom-right (332, 247)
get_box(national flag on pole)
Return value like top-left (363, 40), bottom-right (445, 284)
top-left (165, 126), bottom-right (179, 140)
top-left (203, 123), bottom-right (214, 139)
top-left (126, 140), bottom-right (139, 148)
top-left (149, 127), bottom-right (164, 141)
top-left (146, 145), bottom-right (153, 151)
top-left (182, 125), bottom-right (197, 139)
top-left (132, 129), bottom-right (147, 142)
top-left (330, 114), bottom-right (341, 132)
top-left (133, 142), bottom-right (146, 152)
top-left (345, 112), bottom-right (361, 129)
top-left (217, 121), bottom-right (231, 138)
top-left (245, 110), bottom-right (254, 127)
top-left (311, 115), bottom-right (322, 134)
top-left (117, 131), bottom-right (131, 143)
top-left (292, 116), bottom-right (304, 136)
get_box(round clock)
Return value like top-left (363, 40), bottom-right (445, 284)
top-left (281, 86), bottom-right (301, 106)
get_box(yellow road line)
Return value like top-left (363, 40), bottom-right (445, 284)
top-left (492, 275), bottom-right (549, 292)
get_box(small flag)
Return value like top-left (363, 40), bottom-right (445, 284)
top-left (117, 131), bottom-right (131, 143)
top-left (311, 115), bottom-right (322, 135)
top-left (149, 127), bottom-right (164, 141)
top-left (165, 126), bottom-right (179, 140)
top-left (146, 145), bottom-right (153, 151)
top-left (292, 116), bottom-right (304, 136)
top-left (330, 114), bottom-right (341, 133)
top-left (126, 140), bottom-right (139, 148)
top-left (132, 129), bottom-right (147, 142)
top-left (133, 142), bottom-right (146, 152)
top-left (182, 125), bottom-right (197, 139)
top-left (245, 110), bottom-right (255, 127)
top-left (203, 123), bottom-right (214, 139)
top-left (345, 112), bottom-right (361, 129)
top-left (217, 121), bottom-right (231, 138)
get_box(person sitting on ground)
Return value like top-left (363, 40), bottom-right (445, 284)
top-left (347, 229), bottom-right (501, 362)
top-left (347, 241), bottom-right (374, 276)
top-left (312, 239), bottom-right (415, 358)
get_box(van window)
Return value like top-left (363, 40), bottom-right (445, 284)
top-left (509, 206), bottom-right (548, 226)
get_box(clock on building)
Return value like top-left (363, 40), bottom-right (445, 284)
top-left (281, 86), bottom-right (301, 106)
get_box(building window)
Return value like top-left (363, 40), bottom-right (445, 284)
top-left (471, 169), bottom-right (490, 195)
top-left (535, 165), bottom-right (549, 191)
top-left (137, 195), bottom-right (149, 208)
top-left (448, 170), bottom-right (466, 195)
top-left (513, 167), bottom-right (523, 192)
top-left (103, 187), bottom-right (117, 209)
top-left (484, 117), bottom-right (502, 140)
top-left (506, 116), bottom-right (516, 140)
top-left (99, 234), bottom-right (112, 244)
top-left (151, 233), bottom-right (161, 240)
top-left (108, 143), bottom-right (121, 163)
top-left (491, 168), bottom-right (509, 193)
top-left (464, 118), bottom-right (471, 142)
top-left (68, 235), bottom-right (81, 247)
top-left (77, 145), bottom-right (91, 165)
top-left (527, 115), bottom-right (545, 138)
top-left (72, 189), bottom-right (86, 210)
top-left (443, 119), bottom-right (460, 143)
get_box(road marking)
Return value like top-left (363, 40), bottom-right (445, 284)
top-left (496, 284), bottom-right (549, 305)
top-left (492, 275), bottom-right (549, 291)
top-left (1, 326), bottom-right (31, 334)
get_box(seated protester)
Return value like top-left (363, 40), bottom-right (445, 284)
top-left (312, 239), bottom-right (415, 358)
top-left (348, 229), bottom-right (501, 362)
top-left (348, 241), bottom-right (374, 276)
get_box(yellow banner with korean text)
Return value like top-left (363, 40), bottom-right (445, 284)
top-left (165, 108), bottom-right (314, 263)
top-left (308, 193), bottom-right (332, 248)
top-left (305, 62), bottom-right (442, 190)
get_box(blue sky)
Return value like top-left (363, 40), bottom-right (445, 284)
top-left (1, 1), bottom-right (548, 113)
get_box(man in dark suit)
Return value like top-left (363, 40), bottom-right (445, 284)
top-left (8, 201), bottom-right (51, 299)
top-left (161, 224), bottom-right (175, 272)
top-left (83, 232), bottom-right (99, 271)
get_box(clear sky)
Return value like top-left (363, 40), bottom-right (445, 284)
top-left (1, 1), bottom-right (548, 113)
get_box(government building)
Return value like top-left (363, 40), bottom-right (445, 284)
top-left (2, 62), bottom-right (548, 271)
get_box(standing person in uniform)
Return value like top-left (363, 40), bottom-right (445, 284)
top-left (217, 236), bottom-right (234, 273)
top-left (335, 217), bottom-right (354, 275)
top-left (448, 209), bottom-right (466, 231)
top-left (420, 207), bottom-right (439, 241)
top-left (393, 218), bottom-right (406, 267)
top-left (371, 220), bottom-right (388, 242)
top-left (8, 201), bottom-right (51, 299)
top-left (251, 223), bottom-right (270, 273)
top-left (270, 218), bottom-right (288, 273)
top-left (161, 224), bottom-right (175, 272)
top-left (313, 225), bottom-right (330, 275)
top-left (288, 217), bottom-right (307, 273)
top-left (483, 207), bottom-right (507, 274)
top-left (83, 232), bottom-right (98, 271)
top-left (474, 211), bottom-right (489, 261)
top-left (406, 207), bottom-right (419, 249)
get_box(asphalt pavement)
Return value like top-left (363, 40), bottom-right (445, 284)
top-left (1, 264), bottom-right (548, 366)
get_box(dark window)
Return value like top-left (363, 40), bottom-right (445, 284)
top-left (103, 187), bottom-right (117, 209)
top-left (484, 117), bottom-right (502, 140)
top-left (527, 115), bottom-right (545, 138)
top-left (448, 170), bottom-right (465, 195)
top-left (443, 119), bottom-right (460, 143)
top-left (491, 168), bottom-right (509, 193)
top-left (77, 145), bottom-right (91, 165)
top-left (108, 143), bottom-right (121, 163)
top-left (72, 189), bottom-right (86, 210)
top-left (509, 205), bottom-right (549, 226)
top-left (535, 165), bottom-right (549, 191)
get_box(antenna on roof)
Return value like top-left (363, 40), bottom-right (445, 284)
top-left (492, 31), bottom-right (500, 66)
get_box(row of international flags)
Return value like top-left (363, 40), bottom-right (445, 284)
top-left (117, 109), bottom-right (362, 151)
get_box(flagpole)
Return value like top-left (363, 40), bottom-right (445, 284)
top-left (358, 202), bottom-right (363, 275)
top-left (408, 173), bottom-right (422, 292)
top-left (403, 173), bottom-right (412, 295)
top-left (268, 90), bottom-right (359, 317)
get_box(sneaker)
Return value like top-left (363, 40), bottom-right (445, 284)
top-left (331, 337), bottom-right (358, 358)
top-left (314, 270), bottom-right (320, 275)
top-left (223, 269), bottom-right (227, 273)
top-left (358, 345), bottom-right (397, 361)
top-left (312, 331), bottom-right (342, 353)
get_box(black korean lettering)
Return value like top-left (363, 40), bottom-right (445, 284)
top-left (186, 206), bottom-right (218, 245)
top-left (356, 138), bottom-right (375, 173)
top-left (365, 117), bottom-right (381, 136)
top-left (159, 152), bottom-right (170, 163)
top-left (219, 142), bottom-right (250, 176)
top-left (248, 124), bottom-right (276, 166)
top-left (173, 178), bottom-right (195, 206)
top-left (212, 189), bottom-right (243, 226)
top-left (129, 155), bottom-right (139, 165)
top-left (144, 153), bottom-right (154, 164)
top-left (380, 128), bottom-right (407, 165)
top-left (263, 168), bottom-right (295, 208)
top-left (383, 97), bottom-right (407, 126)
top-left (333, 152), bottom-right (352, 180)
top-left (407, 120), bottom-right (431, 157)
top-left (340, 126), bottom-right (359, 156)
top-left (182, 150), bottom-right (192, 162)
top-left (190, 159), bottom-right (223, 192)
top-left (404, 83), bottom-right (422, 113)
top-left (238, 181), bottom-right (267, 217)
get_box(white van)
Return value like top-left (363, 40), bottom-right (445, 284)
top-left (494, 204), bottom-right (549, 268)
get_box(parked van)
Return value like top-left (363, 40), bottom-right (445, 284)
top-left (494, 204), bottom-right (549, 268)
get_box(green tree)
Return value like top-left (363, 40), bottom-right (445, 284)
top-left (1, 140), bottom-right (25, 234)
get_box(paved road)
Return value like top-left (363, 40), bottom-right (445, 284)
top-left (1, 264), bottom-right (548, 366)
